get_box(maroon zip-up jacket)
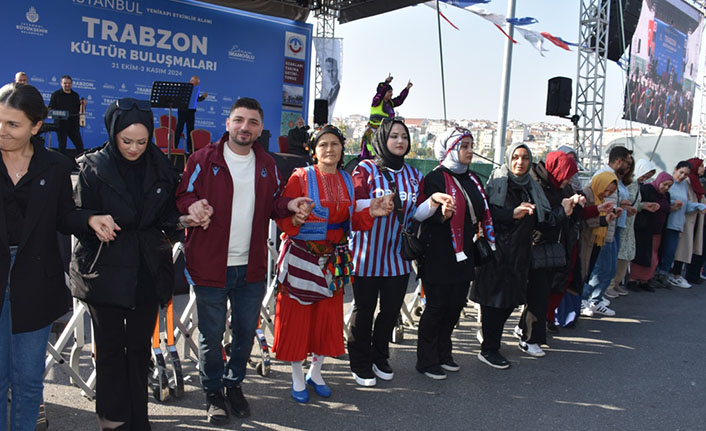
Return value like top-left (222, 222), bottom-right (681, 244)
top-left (176, 133), bottom-right (292, 286)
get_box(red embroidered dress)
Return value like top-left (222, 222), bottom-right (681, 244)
top-left (273, 166), bottom-right (373, 361)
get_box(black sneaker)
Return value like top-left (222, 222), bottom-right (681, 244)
top-left (418, 365), bottom-right (447, 380)
top-left (372, 359), bottom-right (394, 380)
top-left (627, 281), bottom-right (642, 292)
top-left (206, 390), bottom-right (230, 425)
top-left (440, 360), bottom-right (460, 372)
top-left (477, 350), bottom-right (510, 369)
top-left (225, 384), bottom-right (250, 418)
top-left (640, 282), bottom-right (656, 292)
top-left (546, 321), bottom-right (560, 334)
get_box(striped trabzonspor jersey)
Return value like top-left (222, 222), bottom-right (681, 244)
top-left (350, 159), bottom-right (425, 277)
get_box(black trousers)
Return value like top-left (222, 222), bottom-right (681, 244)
top-left (480, 305), bottom-right (514, 352)
top-left (416, 280), bottom-right (470, 371)
top-left (347, 274), bottom-right (409, 373)
top-left (57, 123), bottom-right (84, 153)
top-left (88, 284), bottom-right (158, 431)
top-left (519, 268), bottom-right (551, 345)
top-left (175, 109), bottom-right (195, 152)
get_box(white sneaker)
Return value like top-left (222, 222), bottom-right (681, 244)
top-left (589, 302), bottom-right (616, 316)
top-left (667, 274), bottom-right (683, 288)
top-left (513, 325), bottom-right (523, 339)
top-left (351, 372), bottom-right (376, 387)
top-left (580, 300), bottom-right (594, 317)
top-left (674, 276), bottom-right (692, 289)
top-left (518, 341), bottom-right (546, 357)
top-left (599, 298), bottom-right (611, 307)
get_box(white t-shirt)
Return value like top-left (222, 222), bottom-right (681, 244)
top-left (223, 144), bottom-right (256, 266)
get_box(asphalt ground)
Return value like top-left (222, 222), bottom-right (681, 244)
top-left (41, 279), bottom-right (706, 431)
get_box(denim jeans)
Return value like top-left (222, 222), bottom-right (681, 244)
top-left (194, 266), bottom-right (264, 392)
top-left (582, 228), bottom-right (621, 305)
top-left (657, 229), bottom-right (680, 274)
top-left (0, 247), bottom-right (52, 431)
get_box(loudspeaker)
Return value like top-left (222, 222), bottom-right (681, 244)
top-left (606, 0), bottom-right (642, 62)
top-left (314, 99), bottom-right (328, 125)
top-left (546, 77), bottom-right (572, 117)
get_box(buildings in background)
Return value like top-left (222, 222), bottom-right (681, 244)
top-left (328, 114), bottom-right (696, 164)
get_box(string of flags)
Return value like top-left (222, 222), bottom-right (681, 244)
top-left (423, 0), bottom-right (578, 56)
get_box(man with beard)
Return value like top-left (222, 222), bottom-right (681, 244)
top-left (581, 146), bottom-right (633, 317)
top-left (176, 97), bottom-right (312, 425)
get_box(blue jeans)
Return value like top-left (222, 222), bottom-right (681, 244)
top-left (582, 228), bottom-right (621, 305)
top-left (195, 266), bottom-right (264, 392)
top-left (657, 228), bottom-right (680, 274)
top-left (0, 247), bottom-right (52, 431)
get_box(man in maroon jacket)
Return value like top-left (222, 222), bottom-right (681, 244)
top-left (176, 97), bottom-right (310, 425)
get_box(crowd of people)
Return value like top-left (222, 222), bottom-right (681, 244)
top-left (2, 79), bottom-right (706, 430)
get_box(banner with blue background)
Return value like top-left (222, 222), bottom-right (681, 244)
top-left (2, 0), bottom-right (312, 150)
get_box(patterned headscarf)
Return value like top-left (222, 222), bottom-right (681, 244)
top-left (434, 127), bottom-right (473, 174)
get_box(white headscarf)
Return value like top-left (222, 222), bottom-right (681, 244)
top-left (634, 159), bottom-right (657, 183)
top-left (434, 128), bottom-right (473, 174)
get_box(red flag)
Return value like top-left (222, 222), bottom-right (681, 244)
top-left (541, 32), bottom-right (571, 51)
top-left (494, 24), bottom-right (518, 43)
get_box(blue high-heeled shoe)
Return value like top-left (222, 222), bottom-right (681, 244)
top-left (306, 376), bottom-right (332, 397)
top-left (291, 385), bottom-right (309, 403)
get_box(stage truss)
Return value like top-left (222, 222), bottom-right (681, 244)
top-left (314, 4), bottom-right (337, 100)
top-left (574, 0), bottom-right (611, 174)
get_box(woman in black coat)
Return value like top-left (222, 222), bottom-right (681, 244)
top-left (0, 85), bottom-right (114, 430)
top-left (415, 128), bottom-right (494, 379)
top-left (519, 151), bottom-right (583, 357)
top-left (71, 99), bottom-right (206, 430)
top-left (471, 143), bottom-right (579, 369)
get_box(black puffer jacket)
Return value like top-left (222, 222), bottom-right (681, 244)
top-left (71, 143), bottom-right (180, 309)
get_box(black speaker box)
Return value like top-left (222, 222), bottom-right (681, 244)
top-left (314, 98), bottom-right (328, 125)
top-left (546, 77), bottom-right (573, 117)
top-left (606, 0), bottom-right (642, 62)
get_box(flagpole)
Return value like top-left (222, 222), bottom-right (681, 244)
top-left (494, 0), bottom-right (517, 165)
top-left (436, 0), bottom-right (448, 126)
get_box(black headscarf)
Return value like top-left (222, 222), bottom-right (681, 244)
top-left (309, 125), bottom-right (346, 168)
top-left (103, 98), bottom-right (155, 215)
top-left (371, 118), bottom-right (410, 171)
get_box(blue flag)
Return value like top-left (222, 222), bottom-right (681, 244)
top-left (506, 17), bottom-right (538, 26)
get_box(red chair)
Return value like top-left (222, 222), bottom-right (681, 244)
top-left (190, 129), bottom-right (212, 152)
top-left (278, 136), bottom-right (289, 153)
top-left (154, 127), bottom-right (185, 166)
top-left (159, 114), bottom-right (183, 141)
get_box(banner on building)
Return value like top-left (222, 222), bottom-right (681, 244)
top-left (313, 37), bottom-right (342, 122)
top-left (2, 0), bottom-right (312, 149)
top-left (623, 0), bottom-right (704, 133)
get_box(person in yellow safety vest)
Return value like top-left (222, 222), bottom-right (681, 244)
top-left (359, 75), bottom-right (412, 159)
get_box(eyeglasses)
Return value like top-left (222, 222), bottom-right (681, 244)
top-left (115, 98), bottom-right (152, 112)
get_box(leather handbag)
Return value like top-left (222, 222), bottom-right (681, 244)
top-left (473, 235), bottom-right (494, 266)
top-left (380, 168), bottom-right (424, 261)
top-left (531, 231), bottom-right (566, 269)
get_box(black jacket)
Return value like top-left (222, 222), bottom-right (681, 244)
top-left (71, 144), bottom-right (180, 309)
top-left (471, 177), bottom-right (566, 308)
top-left (0, 144), bottom-right (93, 333)
top-left (417, 167), bottom-right (486, 284)
top-left (530, 162), bottom-right (583, 292)
top-left (633, 183), bottom-right (671, 267)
